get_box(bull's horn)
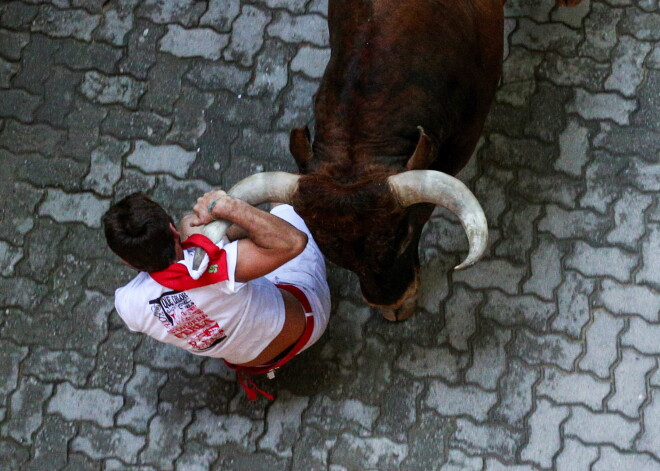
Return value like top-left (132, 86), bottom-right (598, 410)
top-left (387, 170), bottom-right (488, 271)
top-left (193, 172), bottom-right (300, 269)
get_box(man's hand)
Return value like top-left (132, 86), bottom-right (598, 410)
top-left (191, 190), bottom-right (230, 226)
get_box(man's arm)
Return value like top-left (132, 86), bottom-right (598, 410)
top-left (191, 190), bottom-right (307, 282)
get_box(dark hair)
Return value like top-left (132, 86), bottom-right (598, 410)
top-left (102, 193), bottom-right (176, 272)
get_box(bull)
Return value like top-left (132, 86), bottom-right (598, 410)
top-left (198, 0), bottom-right (580, 320)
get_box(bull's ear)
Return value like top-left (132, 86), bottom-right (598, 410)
top-left (289, 126), bottom-right (314, 173)
top-left (406, 127), bottom-right (436, 170)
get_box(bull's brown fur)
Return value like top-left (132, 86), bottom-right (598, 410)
top-left (289, 0), bottom-right (578, 314)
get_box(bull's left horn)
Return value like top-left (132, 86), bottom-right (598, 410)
top-left (387, 170), bottom-right (488, 271)
top-left (193, 172), bottom-right (300, 269)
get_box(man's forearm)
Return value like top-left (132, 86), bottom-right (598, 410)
top-left (210, 197), bottom-right (307, 252)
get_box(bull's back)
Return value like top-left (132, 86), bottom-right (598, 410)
top-left (314, 0), bottom-right (503, 165)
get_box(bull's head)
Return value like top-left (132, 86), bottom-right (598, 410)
top-left (198, 129), bottom-right (487, 321)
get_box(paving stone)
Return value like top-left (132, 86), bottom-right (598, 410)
top-left (648, 43), bottom-right (660, 69)
top-left (551, 0), bottom-right (591, 26)
top-left (141, 55), bottom-right (188, 115)
top-left (638, 389), bottom-right (660, 459)
top-left (523, 234), bottom-right (564, 301)
top-left (481, 290), bottom-right (555, 331)
top-left (140, 402), bottom-right (193, 470)
top-left (555, 118), bottom-right (590, 177)
top-left (439, 449), bottom-right (483, 471)
top-left (27, 415), bottom-right (76, 471)
top-left (579, 3), bottom-right (623, 61)
top-left (567, 89), bottom-right (638, 126)
top-left (580, 150), bottom-right (629, 214)
top-left (200, 0), bottom-right (241, 32)
top-left (1, 119), bottom-right (65, 155)
top-left (102, 107), bottom-right (172, 141)
top-left (259, 390), bottom-right (309, 457)
top-left (212, 446), bottom-right (288, 471)
top-left (61, 97), bottom-right (107, 162)
top-left (441, 285), bottom-right (482, 351)
top-left (510, 329), bottom-right (581, 371)
top-left (23, 346), bottom-right (95, 386)
top-left (330, 433), bottom-right (408, 470)
top-left (267, 11), bottom-right (328, 46)
top-left (34, 66), bottom-right (81, 128)
top-left (134, 335), bottom-right (203, 376)
top-left (624, 155), bottom-right (660, 193)
top-left (305, 395), bottom-right (379, 436)
top-left (485, 460), bottom-right (539, 471)
top-left (593, 446), bottom-right (660, 471)
top-left (593, 124), bottom-right (660, 163)
top-left (61, 452), bottom-right (99, 471)
top-left (619, 6), bottom-right (660, 41)
top-left (186, 61), bottom-right (251, 95)
top-left (89, 328), bottom-right (141, 394)
top-left (511, 18), bottom-right (581, 55)
top-left (452, 259), bottom-right (525, 295)
top-left (83, 136), bottom-right (130, 196)
top-left (538, 367), bottom-right (610, 409)
top-left (450, 420), bottom-right (524, 462)
top-left (607, 190), bottom-right (654, 249)
top-left (417, 251), bottom-right (452, 314)
top-left (0, 88), bottom-right (41, 122)
top-left (598, 279), bottom-right (660, 322)
top-left (403, 411), bottom-right (453, 470)
top-left (609, 349), bottom-right (656, 418)
top-left (151, 176), bottom-right (213, 220)
top-left (0, 2), bottom-right (39, 30)
top-left (175, 440), bottom-right (219, 471)
top-left (159, 369), bottom-right (234, 414)
top-left (105, 460), bottom-right (157, 471)
top-left (490, 359), bottom-right (539, 428)
top-left (525, 82), bottom-right (573, 143)
top-left (188, 409), bottom-right (263, 449)
top-left (38, 189), bottom-right (110, 228)
top-left (247, 39), bottom-right (296, 97)
top-left (395, 344), bottom-right (468, 381)
top-left (137, 0), bottom-right (206, 27)
top-left (291, 45), bottom-right (330, 79)
top-left (0, 439), bottom-right (29, 470)
top-left (426, 380), bottom-right (497, 422)
top-left (126, 140), bottom-right (196, 178)
top-left (114, 168), bottom-right (158, 201)
top-left (555, 438), bottom-right (599, 471)
top-left (223, 5), bottom-right (270, 67)
top-left (606, 35), bottom-right (653, 97)
top-left (579, 309), bottom-right (625, 378)
top-left (0, 340), bottom-right (29, 403)
top-left (72, 423), bottom-right (145, 463)
top-left (289, 427), bottom-right (336, 470)
top-left (47, 382), bottom-right (122, 427)
top-left (0, 57), bottom-right (18, 88)
top-left (208, 90), bottom-right (279, 130)
top-left (10, 33), bottom-right (58, 94)
top-left (520, 398), bottom-right (569, 468)
top-left (117, 364), bottom-right (167, 433)
top-left (353, 336), bottom-right (397, 402)
top-left (0, 239), bottom-right (23, 277)
top-left (160, 25), bottom-right (229, 60)
top-left (95, 0), bottom-right (139, 46)
top-left (466, 325), bottom-right (511, 390)
top-left (80, 71), bottom-right (147, 108)
top-left (515, 168), bottom-right (583, 210)
top-left (307, 0), bottom-right (328, 14)
top-left (167, 85), bottom-right (215, 149)
top-left (374, 376), bottom-right (422, 442)
top-left (505, 0), bottom-right (554, 22)
top-left (118, 20), bottom-right (167, 79)
top-left (473, 165), bottom-right (513, 227)
top-left (483, 133), bottom-right (556, 173)
top-left (622, 316), bottom-right (660, 354)
top-left (0, 28), bottom-right (30, 61)
top-left (566, 241), bottom-right (638, 283)
top-left (53, 37), bottom-right (124, 74)
top-left (256, 0), bottom-right (308, 12)
top-left (31, 4), bottom-right (101, 41)
top-left (495, 201), bottom-right (541, 264)
top-left (0, 278), bottom-right (48, 311)
top-left (276, 74), bottom-right (317, 128)
top-left (564, 405), bottom-right (640, 449)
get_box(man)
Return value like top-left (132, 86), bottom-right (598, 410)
top-left (102, 190), bottom-right (331, 400)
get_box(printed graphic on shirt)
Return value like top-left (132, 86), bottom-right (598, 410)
top-left (149, 290), bottom-right (226, 351)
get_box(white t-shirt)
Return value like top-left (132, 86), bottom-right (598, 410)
top-left (114, 238), bottom-right (286, 365)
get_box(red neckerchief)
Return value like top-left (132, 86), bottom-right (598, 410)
top-left (150, 234), bottom-right (229, 290)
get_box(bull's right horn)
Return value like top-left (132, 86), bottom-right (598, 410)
top-left (193, 172), bottom-right (300, 269)
top-left (387, 170), bottom-right (488, 271)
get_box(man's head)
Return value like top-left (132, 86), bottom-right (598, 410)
top-left (102, 192), bottom-right (178, 272)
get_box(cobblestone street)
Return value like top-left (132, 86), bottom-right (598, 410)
top-left (1, 0), bottom-right (659, 469)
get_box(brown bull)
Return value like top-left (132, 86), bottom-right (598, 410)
top-left (199, 0), bottom-right (581, 320)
